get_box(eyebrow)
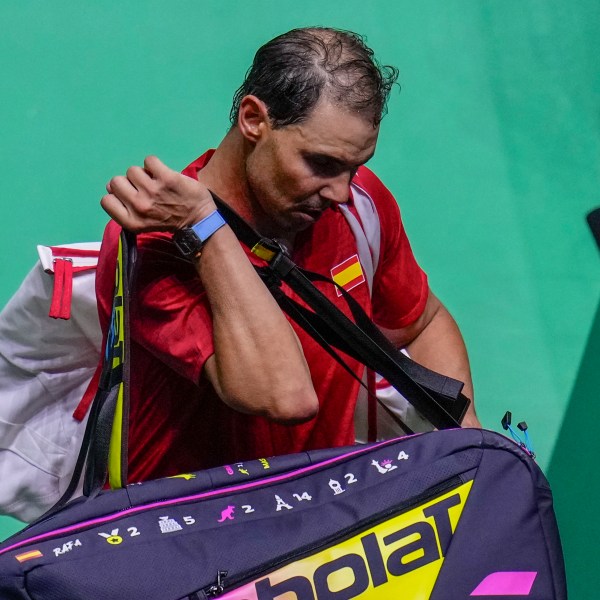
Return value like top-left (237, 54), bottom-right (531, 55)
top-left (305, 151), bottom-right (375, 169)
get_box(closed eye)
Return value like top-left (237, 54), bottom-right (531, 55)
top-left (304, 153), bottom-right (355, 178)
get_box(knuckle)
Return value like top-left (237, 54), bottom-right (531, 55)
top-left (136, 197), bottom-right (154, 217)
top-left (162, 170), bottom-right (179, 190)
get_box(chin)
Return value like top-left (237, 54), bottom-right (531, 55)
top-left (288, 213), bottom-right (320, 232)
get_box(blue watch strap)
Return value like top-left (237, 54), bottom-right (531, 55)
top-left (191, 210), bottom-right (226, 243)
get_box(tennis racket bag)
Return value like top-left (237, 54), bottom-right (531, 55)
top-left (0, 428), bottom-right (566, 599)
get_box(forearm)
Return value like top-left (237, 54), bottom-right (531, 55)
top-left (101, 156), bottom-right (318, 423)
top-left (197, 225), bottom-right (317, 423)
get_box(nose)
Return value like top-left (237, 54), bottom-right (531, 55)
top-left (319, 173), bottom-right (351, 205)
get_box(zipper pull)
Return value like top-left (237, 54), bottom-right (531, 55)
top-left (501, 411), bottom-right (536, 458)
top-left (49, 257), bottom-right (74, 319)
top-left (205, 570), bottom-right (228, 598)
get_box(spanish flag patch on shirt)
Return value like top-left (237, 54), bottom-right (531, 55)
top-left (330, 254), bottom-right (365, 296)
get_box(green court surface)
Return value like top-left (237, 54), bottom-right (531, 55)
top-left (1, 2), bottom-right (599, 596)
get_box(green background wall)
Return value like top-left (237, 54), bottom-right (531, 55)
top-left (1, 1), bottom-right (598, 596)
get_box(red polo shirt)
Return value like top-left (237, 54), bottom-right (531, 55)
top-left (96, 152), bottom-right (428, 481)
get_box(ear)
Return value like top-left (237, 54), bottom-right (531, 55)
top-left (237, 95), bottom-right (271, 142)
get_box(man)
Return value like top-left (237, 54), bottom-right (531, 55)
top-left (99, 27), bottom-right (480, 483)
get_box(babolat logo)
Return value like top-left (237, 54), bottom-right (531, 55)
top-left (221, 481), bottom-right (472, 600)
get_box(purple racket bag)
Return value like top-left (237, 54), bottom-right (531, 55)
top-left (0, 428), bottom-right (566, 599)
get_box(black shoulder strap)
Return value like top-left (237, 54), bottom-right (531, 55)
top-left (213, 192), bottom-right (470, 430)
top-left (34, 190), bottom-right (468, 527)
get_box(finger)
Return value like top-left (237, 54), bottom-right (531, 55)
top-left (126, 165), bottom-right (151, 191)
top-left (143, 155), bottom-right (170, 179)
top-left (101, 194), bottom-right (150, 233)
top-left (108, 174), bottom-right (138, 204)
top-left (100, 193), bottom-right (131, 224)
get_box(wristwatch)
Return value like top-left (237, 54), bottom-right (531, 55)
top-left (172, 210), bottom-right (227, 258)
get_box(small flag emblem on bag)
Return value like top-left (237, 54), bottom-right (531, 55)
top-left (15, 550), bottom-right (43, 563)
top-left (330, 254), bottom-right (365, 296)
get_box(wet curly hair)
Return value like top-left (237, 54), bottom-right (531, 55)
top-left (229, 27), bottom-right (399, 129)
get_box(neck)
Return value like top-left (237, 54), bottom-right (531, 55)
top-left (196, 130), bottom-right (297, 247)
top-left (196, 132), bottom-right (238, 194)
top-left (196, 131), bottom-right (255, 223)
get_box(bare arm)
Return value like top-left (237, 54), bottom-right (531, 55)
top-left (379, 290), bottom-right (481, 428)
top-left (101, 156), bottom-right (318, 423)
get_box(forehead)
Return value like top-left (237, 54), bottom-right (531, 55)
top-left (277, 100), bottom-right (379, 164)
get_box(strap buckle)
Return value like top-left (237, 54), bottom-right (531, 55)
top-left (251, 238), bottom-right (295, 278)
top-left (251, 239), bottom-right (279, 261)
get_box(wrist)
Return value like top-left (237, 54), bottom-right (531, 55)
top-left (173, 210), bottom-right (227, 258)
top-left (187, 195), bottom-right (218, 227)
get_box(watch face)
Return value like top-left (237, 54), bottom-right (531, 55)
top-left (173, 229), bottom-right (202, 257)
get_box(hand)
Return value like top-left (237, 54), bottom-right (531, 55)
top-left (101, 156), bottom-right (216, 232)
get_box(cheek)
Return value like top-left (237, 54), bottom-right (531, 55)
top-left (246, 157), bottom-right (289, 216)
top-left (249, 143), bottom-right (319, 204)
top-left (250, 145), bottom-right (290, 194)
top-left (275, 163), bottom-right (321, 200)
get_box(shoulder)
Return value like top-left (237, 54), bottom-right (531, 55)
top-left (97, 222), bottom-right (189, 303)
top-left (352, 166), bottom-right (403, 224)
top-left (353, 165), bottom-right (391, 197)
top-left (351, 166), bottom-right (405, 242)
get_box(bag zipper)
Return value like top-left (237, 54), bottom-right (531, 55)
top-left (199, 474), bottom-right (464, 599)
